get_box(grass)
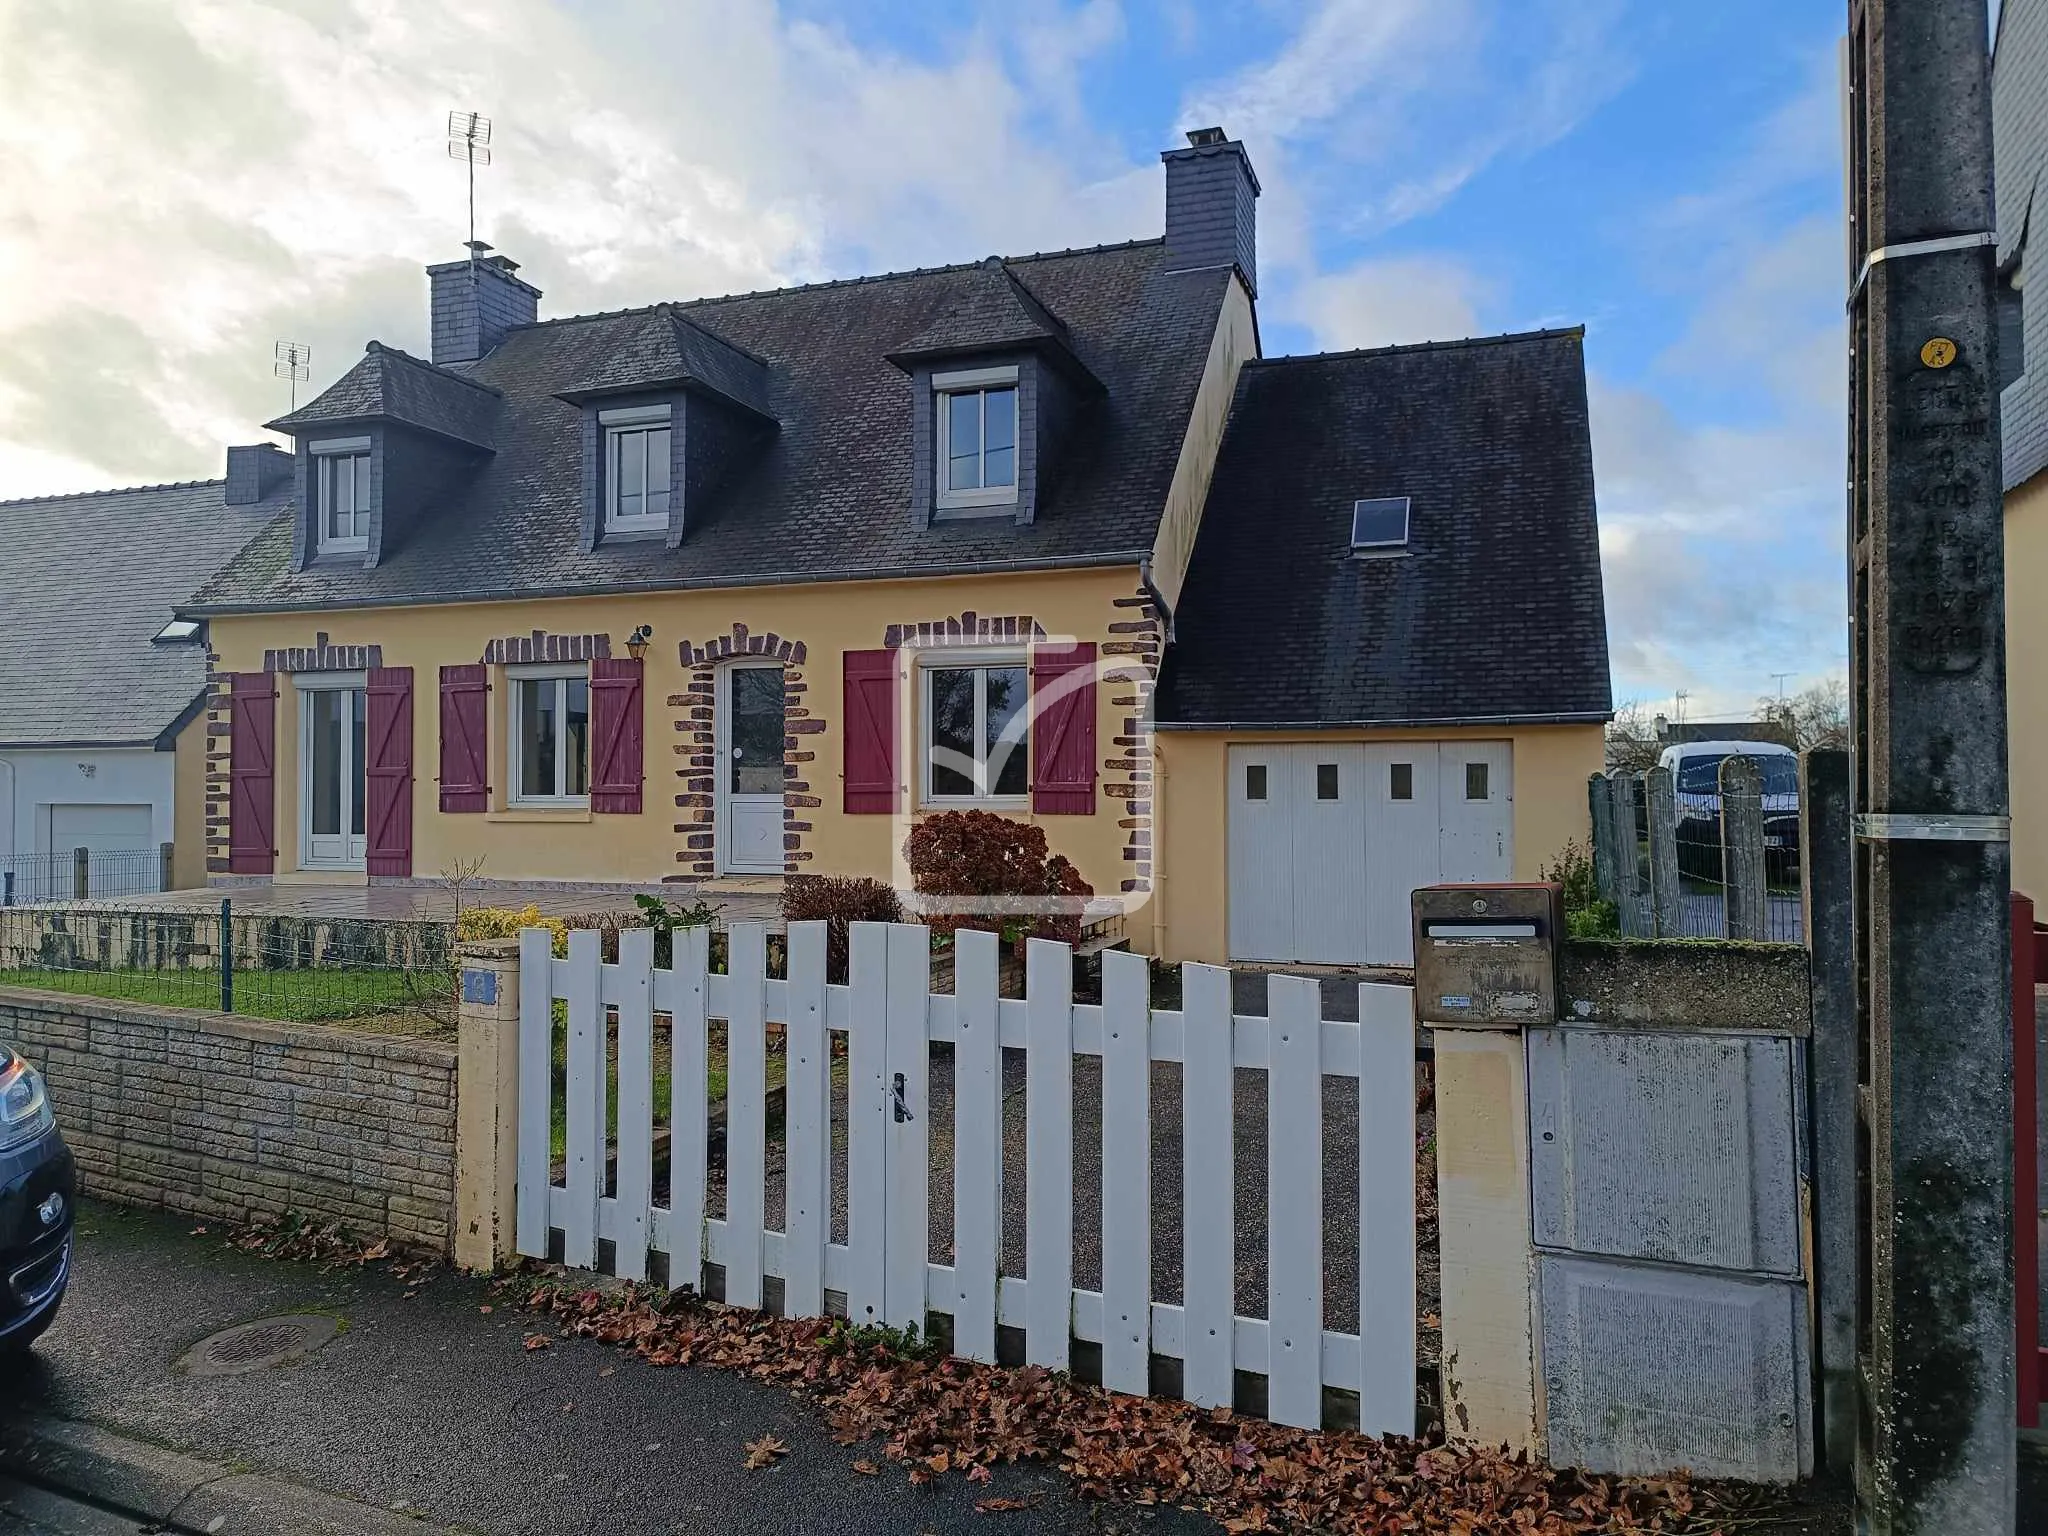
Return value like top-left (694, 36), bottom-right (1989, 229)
top-left (0, 964), bottom-right (452, 1031)
top-left (547, 1026), bottom-right (790, 1163)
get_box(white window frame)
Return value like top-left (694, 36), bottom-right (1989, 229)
top-left (934, 365), bottom-right (1020, 511)
top-left (919, 650), bottom-right (1030, 806)
top-left (310, 437), bottom-right (372, 554)
top-left (600, 404), bottom-right (673, 534)
top-left (295, 670), bottom-right (368, 871)
top-left (507, 663), bottom-right (592, 808)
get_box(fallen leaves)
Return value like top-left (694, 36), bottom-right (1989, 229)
top-left (208, 1211), bottom-right (438, 1284)
top-left (504, 1279), bottom-right (1722, 1535)
top-left (522, 1333), bottom-right (552, 1352)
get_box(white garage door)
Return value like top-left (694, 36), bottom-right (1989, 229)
top-left (1227, 742), bottom-right (1513, 966)
top-left (46, 803), bottom-right (154, 854)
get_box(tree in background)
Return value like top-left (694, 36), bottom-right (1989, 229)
top-left (1604, 699), bottom-right (1662, 772)
top-left (1756, 676), bottom-right (1849, 750)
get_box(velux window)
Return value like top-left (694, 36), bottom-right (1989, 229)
top-left (935, 367), bottom-right (1018, 511)
top-left (924, 660), bottom-right (1028, 801)
top-left (510, 667), bottom-right (590, 805)
top-left (312, 439), bottom-right (371, 554)
top-left (1350, 496), bottom-right (1410, 553)
top-left (602, 405), bottom-right (672, 533)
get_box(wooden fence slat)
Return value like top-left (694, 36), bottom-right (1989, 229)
top-left (1025, 937), bottom-right (1075, 1370)
top-left (1613, 773), bottom-right (1646, 937)
top-left (1721, 755), bottom-right (1769, 940)
top-left (1645, 765), bottom-right (1682, 937)
top-left (1358, 980), bottom-right (1418, 1437)
top-left (1181, 961), bottom-right (1236, 1409)
top-left (724, 921), bottom-right (769, 1309)
top-left (846, 921), bottom-right (889, 1325)
top-left (514, 927), bottom-right (554, 1258)
top-left (670, 922), bottom-right (710, 1294)
top-left (613, 926), bottom-right (655, 1282)
top-left (1589, 773), bottom-right (1619, 902)
top-left (885, 922), bottom-right (932, 1331)
top-left (1101, 947), bottom-right (1153, 1396)
top-left (562, 928), bottom-right (604, 1270)
top-left (951, 927), bottom-right (1003, 1362)
top-left (783, 921), bottom-right (830, 1319)
top-left (1267, 973), bottom-right (1324, 1429)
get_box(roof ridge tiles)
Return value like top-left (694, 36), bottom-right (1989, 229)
top-left (0, 476), bottom-right (229, 509)
top-left (364, 340), bottom-right (506, 396)
top-left (517, 236), bottom-right (1166, 334)
top-left (1246, 325), bottom-right (1586, 368)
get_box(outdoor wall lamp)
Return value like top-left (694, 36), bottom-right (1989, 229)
top-left (626, 624), bottom-right (653, 660)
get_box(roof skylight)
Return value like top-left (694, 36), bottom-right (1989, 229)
top-left (1350, 497), bottom-right (1410, 551)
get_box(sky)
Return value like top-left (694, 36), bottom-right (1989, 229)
top-left (0, 0), bottom-right (1850, 719)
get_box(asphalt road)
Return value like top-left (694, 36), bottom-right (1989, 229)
top-left (0, 1480), bottom-right (146, 1536)
top-left (5, 1201), bottom-right (1219, 1536)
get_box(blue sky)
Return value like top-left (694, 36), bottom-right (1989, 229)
top-left (0, 0), bottom-right (1850, 717)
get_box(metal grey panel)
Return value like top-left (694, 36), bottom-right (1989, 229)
top-left (1540, 1254), bottom-right (1812, 1482)
top-left (1528, 1027), bottom-right (1800, 1275)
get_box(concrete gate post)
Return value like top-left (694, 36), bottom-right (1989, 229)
top-left (454, 937), bottom-right (524, 1273)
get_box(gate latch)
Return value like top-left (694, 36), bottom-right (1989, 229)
top-left (891, 1072), bottom-right (915, 1124)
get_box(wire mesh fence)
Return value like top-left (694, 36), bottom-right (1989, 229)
top-left (1, 846), bottom-right (171, 904)
top-left (0, 900), bottom-right (457, 1032)
top-left (1597, 754), bottom-right (1806, 944)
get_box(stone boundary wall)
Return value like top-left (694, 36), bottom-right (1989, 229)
top-left (0, 985), bottom-right (457, 1254)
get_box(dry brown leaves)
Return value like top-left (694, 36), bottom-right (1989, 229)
top-left (201, 1213), bottom-right (439, 1284)
top-left (509, 1280), bottom-right (1722, 1535)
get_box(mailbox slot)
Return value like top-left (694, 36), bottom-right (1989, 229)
top-left (1412, 884), bottom-right (1561, 1027)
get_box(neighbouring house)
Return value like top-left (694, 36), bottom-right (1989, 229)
top-left (0, 461), bottom-right (291, 898)
top-left (165, 127), bottom-right (1610, 965)
top-left (1997, 0), bottom-right (2048, 901)
top-left (1653, 718), bottom-right (1796, 750)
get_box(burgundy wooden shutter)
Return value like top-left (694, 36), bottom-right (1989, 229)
top-left (438, 664), bottom-right (491, 812)
top-left (365, 667), bottom-right (414, 877)
top-left (843, 649), bottom-right (900, 814)
top-left (226, 672), bottom-right (278, 874)
top-left (589, 657), bottom-right (645, 814)
top-left (1030, 641), bottom-right (1097, 815)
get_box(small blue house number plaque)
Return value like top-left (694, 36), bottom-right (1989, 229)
top-left (462, 968), bottom-right (499, 1006)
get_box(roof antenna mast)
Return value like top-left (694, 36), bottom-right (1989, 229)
top-left (446, 110), bottom-right (495, 313)
top-left (273, 340), bottom-right (310, 412)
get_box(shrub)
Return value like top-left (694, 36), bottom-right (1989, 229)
top-left (781, 875), bottom-right (904, 982)
top-left (1540, 840), bottom-right (1620, 939)
top-left (902, 810), bottom-right (1093, 953)
top-left (457, 904), bottom-right (568, 955)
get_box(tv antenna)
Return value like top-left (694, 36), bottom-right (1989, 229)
top-left (1770, 671), bottom-right (1793, 701)
top-left (273, 340), bottom-right (311, 411)
top-left (1673, 688), bottom-right (1689, 725)
top-left (446, 111), bottom-right (493, 254)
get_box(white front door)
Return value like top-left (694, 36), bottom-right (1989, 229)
top-left (1437, 741), bottom-right (1513, 884)
top-left (719, 664), bottom-right (785, 875)
top-left (300, 680), bottom-right (367, 870)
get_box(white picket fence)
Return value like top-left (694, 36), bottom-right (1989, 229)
top-left (513, 921), bottom-right (1418, 1435)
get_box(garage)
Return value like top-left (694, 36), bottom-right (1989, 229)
top-left (45, 803), bottom-right (155, 855)
top-left (1226, 742), bottom-right (1512, 966)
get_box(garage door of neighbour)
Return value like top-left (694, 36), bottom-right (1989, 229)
top-left (1228, 742), bottom-right (1512, 966)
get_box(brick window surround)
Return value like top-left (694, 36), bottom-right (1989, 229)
top-left (668, 624), bottom-right (815, 881)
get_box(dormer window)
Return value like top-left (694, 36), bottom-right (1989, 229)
top-left (935, 367), bottom-right (1019, 511)
top-left (312, 438), bottom-right (371, 554)
top-left (601, 404), bottom-right (673, 534)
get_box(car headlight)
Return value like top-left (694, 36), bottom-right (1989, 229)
top-left (0, 1053), bottom-right (54, 1153)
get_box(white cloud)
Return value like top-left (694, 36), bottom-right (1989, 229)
top-left (1288, 256), bottom-right (1492, 351)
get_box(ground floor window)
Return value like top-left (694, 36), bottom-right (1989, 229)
top-left (510, 666), bottom-right (590, 805)
top-left (923, 660), bottom-right (1028, 802)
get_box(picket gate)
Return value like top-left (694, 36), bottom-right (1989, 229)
top-left (513, 921), bottom-right (1418, 1435)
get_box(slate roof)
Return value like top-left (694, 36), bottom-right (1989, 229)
top-left (1997, 0), bottom-right (2048, 488)
top-left (886, 258), bottom-right (1092, 383)
top-left (0, 477), bottom-right (290, 746)
top-left (190, 240), bottom-right (1229, 614)
top-left (269, 343), bottom-right (500, 451)
top-left (551, 305), bottom-right (772, 417)
top-left (1155, 329), bottom-right (1613, 728)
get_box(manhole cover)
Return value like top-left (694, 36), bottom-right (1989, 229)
top-left (177, 1314), bottom-right (340, 1377)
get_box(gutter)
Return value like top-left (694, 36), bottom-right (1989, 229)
top-left (1152, 709), bottom-right (1614, 731)
top-left (180, 548), bottom-right (1156, 619)
top-left (1137, 554), bottom-right (1175, 643)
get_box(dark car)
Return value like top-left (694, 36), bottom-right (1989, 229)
top-left (0, 1045), bottom-right (73, 1355)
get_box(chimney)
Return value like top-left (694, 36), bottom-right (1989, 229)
top-left (426, 245), bottom-right (541, 365)
top-left (224, 443), bottom-right (293, 505)
top-left (1162, 127), bottom-right (1260, 297)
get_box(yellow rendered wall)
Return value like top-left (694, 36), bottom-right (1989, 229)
top-left (1150, 723), bottom-right (1606, 963)
top-left (1149, 275), bottom-right (1259, 611)
top-left (2011, 472), bottom-right (2048, 902)
top-left (169, 706), bottom-right (208, 889)
top-left (204, 565), bottom-right (1154, 903)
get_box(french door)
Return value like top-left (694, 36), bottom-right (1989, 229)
top-left (718, 663), bottom-right (785, 875)
top-left (300, 678), bottom-right (367, 870)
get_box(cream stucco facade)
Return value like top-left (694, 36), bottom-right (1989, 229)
top-left (2010, 471), bottom-right (2048, 900)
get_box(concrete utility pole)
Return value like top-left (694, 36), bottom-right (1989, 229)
top-left (1845, 2), bottom-right (2014, 1531)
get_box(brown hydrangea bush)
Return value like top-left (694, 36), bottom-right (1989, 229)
top-left (902, 809), bottom-right (1093, 953)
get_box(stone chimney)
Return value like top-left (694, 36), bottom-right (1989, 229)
top-left (224, 443), bottom-right (293, 505)
top-left (426, 246), bottom-right (541, 365)
top-left (1162, 127), bottom-right (1260, 297)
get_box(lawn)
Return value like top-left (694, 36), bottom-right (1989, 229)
top-left (0, 965), bottom-right (454, 1033)
top-left (546, 1024), bottom-right (796, 1164)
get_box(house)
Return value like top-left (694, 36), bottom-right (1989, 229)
top-left (1996, 0), bottom-right (2048, 901)
top-left (1653, 718), bottom-right (1795, 751)
top-left (171, 127), bottom-right (1610, 965)
top-left (0, 458), bottom-right (291, 897)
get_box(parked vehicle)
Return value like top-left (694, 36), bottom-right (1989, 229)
top-left (1660, 740), bottom-right (1801, 883)
top-left (0, 1045), bottom-right (73, 1355)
